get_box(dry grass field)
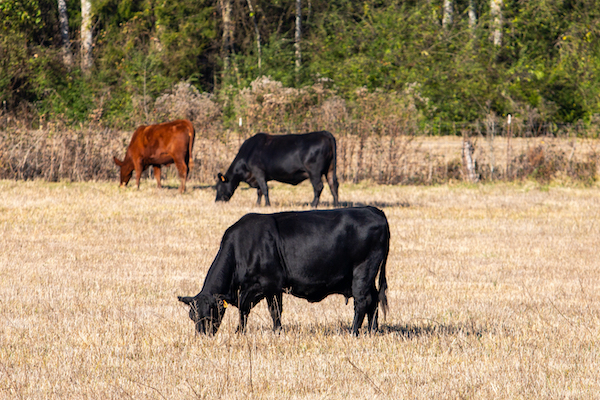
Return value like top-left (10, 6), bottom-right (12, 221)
top-left (1, 179), bottom-right (599, 399)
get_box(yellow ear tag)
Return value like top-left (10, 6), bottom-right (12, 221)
top-left (222, 300), bottom-right (228, 308)
top-left (220, 175), bottom-right (226, 182)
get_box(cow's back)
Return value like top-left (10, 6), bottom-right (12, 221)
top-left (271, 207), bottom-right (389, 301)
top-left (128, 120), bottom-right (193, 160)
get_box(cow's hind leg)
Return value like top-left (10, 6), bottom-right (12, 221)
top-left (153, 166), bottom-right (162, 188)
top-left (326, 168), bottom-right (339, 207)
top-left (352, 287), bottom-right (379, 336)
top-left (366, 286), bottom-right (380, 333)
top-left (309, 175), bottom-right (324, 208)
top-left (267, 293), bottom-right (283, 332)
top-left (174, 159), bottom-right (188, 193)
top-left (351, 299), bottom-right (367, 336)
top-left (351, 257), bottom-right (381, 335)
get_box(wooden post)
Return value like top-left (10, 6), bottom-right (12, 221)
top-left (462, 139), bottom-right (478, 182)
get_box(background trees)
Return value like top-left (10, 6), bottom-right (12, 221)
top-left (1, 0), bottom-right (599, 132)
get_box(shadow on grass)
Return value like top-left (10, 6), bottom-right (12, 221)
top-left (283, 200), bottom-right (411, 209)
top-left (249, 319), bottom-right (487, 338)
top-left (338, 200), bottom-right (411, 209)
top-left (185, 185), bottom-right (411, 208)
top-left (190, 184), bottom-right (216, 190)
top-left (223, 200), bottom-right (412, 209)
top-left (380, 320), bottom-right (487, 339)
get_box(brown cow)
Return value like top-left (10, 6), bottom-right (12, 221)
top-left (113, 119), bottom-right (195, 193)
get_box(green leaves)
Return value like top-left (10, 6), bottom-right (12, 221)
top-left (1, 0), bottom-right (599, 128)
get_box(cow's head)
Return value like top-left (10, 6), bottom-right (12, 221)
top-left (215, 173), bottom-right (233, 202)
top-left (178, 294), bottom-right (227, 335)
top-left (113, 157), bottom-right (133, 187)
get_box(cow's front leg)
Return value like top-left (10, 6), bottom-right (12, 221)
top-left (266, 293), bottom-right (283, 332)
top-left (134, 160), bottom-right (144, 190)
top-left (236, 310), bottom-right (249, 333)
top-left (257, 179), bottom-right (270, 206)
top-left (153, 166), bottom-right (162, 188)
top-left (309, 175), bottom-right (324, 208)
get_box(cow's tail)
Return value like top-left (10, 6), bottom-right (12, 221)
top-left (325, 131), bottom-right (339, 205)
top-left (378, 255), bottom-right (389, 321)
top-left (378, 224), bottom-right (390, 321)
top-left (187, 120), bottom-right (196, 170)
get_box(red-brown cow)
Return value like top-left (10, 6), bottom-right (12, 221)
top-left (113, 119), bottom-right (195, 193)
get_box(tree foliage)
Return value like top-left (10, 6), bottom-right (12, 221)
top-left (1, 0), bottom-right (599, 130)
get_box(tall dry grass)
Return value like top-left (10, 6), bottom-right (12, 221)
top-left (2, 77), bottom-right (598, 186)
top-left (1, 180), bottom-right (599, 399)
top-left (1, 126), bottom-right (598, 186)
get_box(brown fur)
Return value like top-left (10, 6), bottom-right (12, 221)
top-left (113, 120), bottom-right (195, 193)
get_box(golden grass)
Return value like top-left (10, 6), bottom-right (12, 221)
top-left (1, 179), bottom-right (599, 399)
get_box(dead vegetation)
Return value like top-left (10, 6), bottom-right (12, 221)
top-left (2, 77), bottom-right (597, 186)
top-left (1, 181), bottom-right (599, 398)
top-left (1, 127), bottom-right (598, 186)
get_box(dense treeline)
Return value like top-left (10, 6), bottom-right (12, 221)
top-left (1, 0), bottom-right (599, 133)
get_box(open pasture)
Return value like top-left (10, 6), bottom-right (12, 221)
top-left (1, 179), bottom-right (599, 399)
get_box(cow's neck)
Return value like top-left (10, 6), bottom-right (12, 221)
top-left (200, 241), bottom-right (236, 302)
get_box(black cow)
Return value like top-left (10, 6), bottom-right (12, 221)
top-left (215, 131), bottom-right (339, 207)
top-left (178, 206), bottom-right (389, 336)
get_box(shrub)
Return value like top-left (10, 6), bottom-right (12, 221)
top-left (154, 81), bottom-right (221, 137)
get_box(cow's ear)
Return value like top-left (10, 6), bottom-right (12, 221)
top-left (217, 297), bottom-right (228, 309)
top-left (218, 173), bottom-right (228, 183)
top-left (113, 157), bottom-right (124, 167)
top-left (178, 296), bottom-right (194, 306)
top-left (214, 296), bottom-right (228, 315)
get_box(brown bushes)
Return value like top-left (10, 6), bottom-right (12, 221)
top-left (1, 126), bottom-right (597, 185)
top-left (512, 144), bottom-right (597, 184)
top-left (0, 77), bottom-right (598, 185)
top-left (0, 125), bottom-right (129, 181)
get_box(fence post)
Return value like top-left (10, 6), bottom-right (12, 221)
top-left (462, 139), bottom-right (478, 182)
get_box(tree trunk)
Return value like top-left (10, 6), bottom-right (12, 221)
top-left (294, 0), bottom-right (302, 79)
top-left (490, 0), bottom-right (503, 46)
top-left (58, 0), bottom-right (72, 66)
top-left (246, 0), bottom-right (261, 71)
top-left (219, 0), bottom-right (234, 83)
top-left (468, 0), bottom-right (477, 29)
top-left (442, 0), bottom-right (453, 30)
top-left (462, 140), bottom-right (478, 182)
top-left (81, 0), bottom-right (93, 73)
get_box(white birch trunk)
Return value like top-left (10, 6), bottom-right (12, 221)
top-left (81, 0), bottom-right (93, 73)
top-left (490, 0), bottom-right (503, 46)
top-left (294, 0), bottom-right (302, 77)
top-left (442, 0), bottom-right (453, 29)
top-left (58, 0), bottom-right (72, 66)
top-left (246, 0), bottom-right (262, 71)
top-left (220, 0), bottom-right (232, 78)
top-left (468, 0), bottom-right (477, 29)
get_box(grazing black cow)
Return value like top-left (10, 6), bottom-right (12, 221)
top-left (215, 131), bottom-right (339, 207)
top-left (178, 206), bottom-right (389, 336)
